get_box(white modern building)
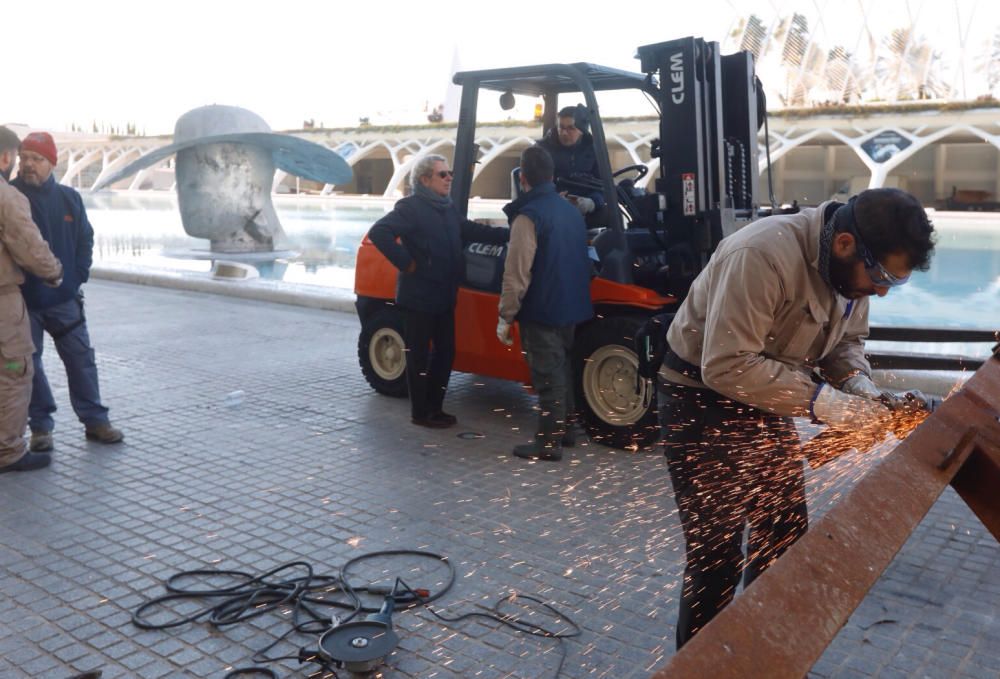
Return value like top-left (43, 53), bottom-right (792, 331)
top-left (15, 1), bottom-right (1000, 208)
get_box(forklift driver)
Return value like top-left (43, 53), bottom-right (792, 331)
top-left (536, 104), bottom-right (607, 227)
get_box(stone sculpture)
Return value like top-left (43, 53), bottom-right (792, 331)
top-left (93, 105), bottom-right (352, 253)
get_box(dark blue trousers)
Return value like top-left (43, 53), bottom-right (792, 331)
top-left (28, 295), bottom-right (110, 433)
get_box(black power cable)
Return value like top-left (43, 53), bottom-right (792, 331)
top-left (132, 549), bottom-right (580, 679)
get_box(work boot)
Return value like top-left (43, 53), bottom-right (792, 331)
top-left (0, 452), bottom-right (52, 474)
top-left (411, 414), bottom-right (452, 429)
top-left (85, 423), bottom-right (125, 444)
top-left (29, 430), bottom-right (54, 452)
top-left (512, 441), bottom-right (563, 462)
top-left (431, 410), bottom-right (458, 426)
top-left (561, 423), bottom-right (587, 448)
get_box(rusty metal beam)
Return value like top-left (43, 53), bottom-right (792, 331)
top-left (650, 356), bottom-right (1000, 679)
top-left (951, 442), bottom-right (1000, 542)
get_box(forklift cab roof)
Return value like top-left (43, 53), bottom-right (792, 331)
top-left (452, 62), bottom-right (657, 96)
top-left (450, 62), bottom-right (652, 237)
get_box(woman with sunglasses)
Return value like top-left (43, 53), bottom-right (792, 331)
top-left (654, 187), bottom-right (936, 649)
top-left (368, 154), bottom-right (509, 428)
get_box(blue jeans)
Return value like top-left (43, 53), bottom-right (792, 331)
top-left (29, 295), bottom-right (110, 433)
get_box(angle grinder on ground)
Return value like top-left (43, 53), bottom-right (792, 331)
top-left (317, 595), bottom-right (400, 677)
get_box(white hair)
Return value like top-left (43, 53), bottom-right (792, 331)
top-left (409, 153), bottom-right (448, 189)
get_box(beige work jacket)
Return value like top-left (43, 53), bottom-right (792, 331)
top-left (0, 177), bottom-right (62, 359)
top-left (664, 201), bottom-right (872, 417)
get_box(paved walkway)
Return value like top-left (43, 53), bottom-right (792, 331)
top-left (0, 281), bottom-right (996, 679)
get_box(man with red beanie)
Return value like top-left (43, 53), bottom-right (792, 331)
top-left (12, 131), bottom-right (124, 452)
top-left (0, 126), bottom-right (63, 473)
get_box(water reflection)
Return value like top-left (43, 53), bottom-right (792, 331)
top-left (84, 194), bottom-right (999, 332)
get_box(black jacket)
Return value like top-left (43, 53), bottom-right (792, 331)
top-left (537, 130), bottom-right (605, 207)
top-left (368, 194), bottom-right (509, 314)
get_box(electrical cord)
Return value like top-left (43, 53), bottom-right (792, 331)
top-left (133, 550), bottom-right (580, 679)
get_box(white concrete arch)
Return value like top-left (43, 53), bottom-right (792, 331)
top-left (471, 136), bottom-right (533, 182)
top-left (382, 139), bottom-right (456, 197)
top-left (319, 140), bottom-right (395, 195)
top-left (90, 147), bottom-right (145, 191)
top-left (606, 131), bottom-right (658, 189)
top-left (861, 124), bottom-right (1000, 189)
top-left (60, 147), bottom-right (103, 188)
top-left (272, 169), bottom-right (290, 193)
top-left (608, 131), bottom-right (658, 167)
top-left (127, 156), bottom-right (172, 191)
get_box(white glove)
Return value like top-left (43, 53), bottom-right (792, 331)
top-left (842, 374), bottom-right (917, 411)
top-left (574, 196), bottom-right (596, 215)
top-left (841, 373), bottom-right (882, 401)
top-left (813, 383), bottom-right (891, 429)
top-left (497, 318), bottom-right (513, 346)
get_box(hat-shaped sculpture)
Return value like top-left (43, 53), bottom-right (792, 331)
top-left (93, 105), bottom-right (353, 253)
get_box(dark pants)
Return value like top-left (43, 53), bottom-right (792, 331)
top-left (657, 378), bottom-right (808, 649)
top-left (403, 308), bottom-right (455, 420)
top-left (520, 322), bottom-right (575, 445)
top-left (29, 296), bottom-right (110, 433)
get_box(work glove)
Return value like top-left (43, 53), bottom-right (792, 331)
top-left (497, 318), bottom-right (513, 346)
top-left (842, 374), bottom-right (938, 413)
top-left (840, 373), bottom-right (883, 400)
top-left (882, 389), bottom-right (940, 414)
top-left (812, 383), bottom-right (891, 429)
top-left (574, 196), bottom-right (596, 215)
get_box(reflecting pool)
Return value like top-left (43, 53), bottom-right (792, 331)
top-left (84, 193), bottom-right (999, 337)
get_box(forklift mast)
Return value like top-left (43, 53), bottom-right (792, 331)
top-left (636, 36), bottom-right (761, 271)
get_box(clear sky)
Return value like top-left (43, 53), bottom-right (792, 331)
top-left (4, 0), bottom-right (997, 134)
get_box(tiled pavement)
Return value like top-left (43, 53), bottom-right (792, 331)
top-left (0, 280), bottom-right (997, 679)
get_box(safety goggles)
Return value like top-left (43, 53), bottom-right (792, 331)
top-left (843, 214), bottom-right (910, 288)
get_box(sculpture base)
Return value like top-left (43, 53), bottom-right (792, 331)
top-left (162, 248), bottom-right (298, 262)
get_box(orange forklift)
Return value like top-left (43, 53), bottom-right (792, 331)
top-left (355, 36), bottom-right (764, 447)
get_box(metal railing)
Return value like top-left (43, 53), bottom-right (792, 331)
top-left (867, 325), bottom-right (998, 371)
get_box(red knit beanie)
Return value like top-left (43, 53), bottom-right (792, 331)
top-left (21, 132), bottom-right (58, 165)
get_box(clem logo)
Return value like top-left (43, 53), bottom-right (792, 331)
top-left (468, 243), bottom-right (505, 257)
top-left (670, 52), bottom-right (685, 104)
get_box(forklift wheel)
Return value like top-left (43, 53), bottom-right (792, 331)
top-left (573, 316), bottom-right (659, 450)
top-left (358, 306), bottom-right (409, 397)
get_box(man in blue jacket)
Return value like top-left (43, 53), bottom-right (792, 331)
top-left (13, 132), bottom-right (123, 452)
top-left (497, 146), bottom-right (593, 461)
top-left (368, 154), bottom-right (508, 428)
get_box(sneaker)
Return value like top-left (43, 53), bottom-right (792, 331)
top-left (512, 442), bottom-right (563, 462)
top-left (411, 414), bottom-right (452, 429)
top-left (0, 452), bottom-right (52, 474)
top-left (431, 411), bottom-right (458, 426)
top-left (85, 423), bottom-right (124, 444)
top-left (29, 430), bottom-right (54, 452)
top-left (561, 423), bottom-right (587, 448)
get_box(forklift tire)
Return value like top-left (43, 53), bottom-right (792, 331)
top-left (573, 316), bottom-right (658, 450)
top-left (358, 306), bottom-right (409, 398)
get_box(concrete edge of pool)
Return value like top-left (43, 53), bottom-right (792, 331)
top-left (91, 263), bottom-right (357, 313)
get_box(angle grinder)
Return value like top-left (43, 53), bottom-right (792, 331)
top-left (317, 595), bottom-right (400, 677)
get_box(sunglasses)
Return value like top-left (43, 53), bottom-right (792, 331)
top-left (435, 170), bottom-right (454, 179)
top-left (842, 209), bottom-right (910, 288)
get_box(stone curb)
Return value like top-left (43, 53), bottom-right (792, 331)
top-left (91, 264), bottom-right (358, 313)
